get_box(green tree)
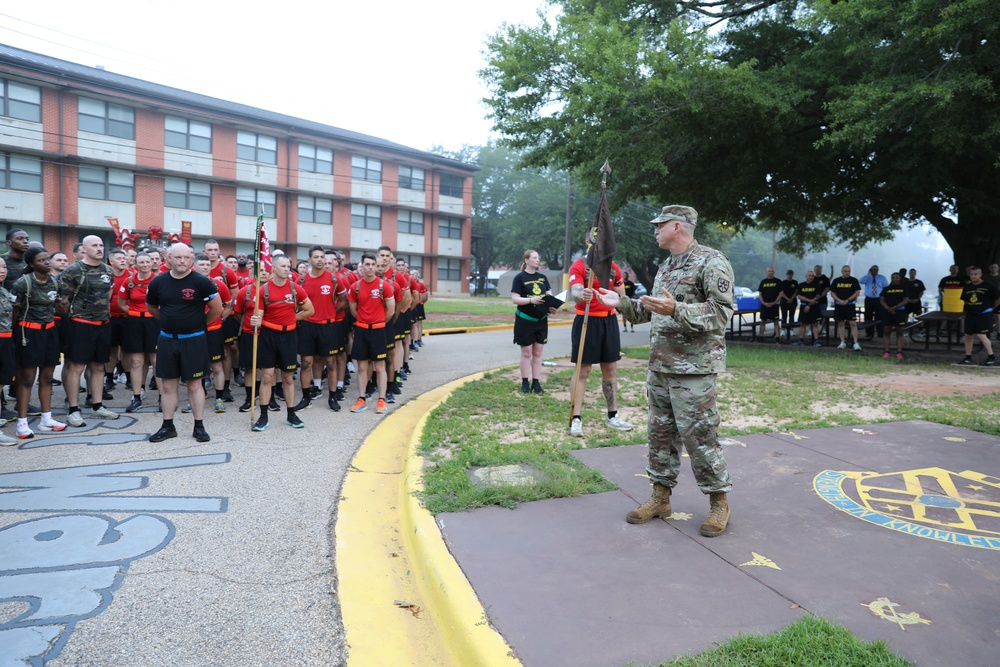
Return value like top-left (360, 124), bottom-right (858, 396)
top-left (481, 0), bottom-right (1000, 269)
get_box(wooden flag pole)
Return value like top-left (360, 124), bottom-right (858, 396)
top-left (249, 213), bottom-right (265, 428)
top-left (567, 159), bottom-right (611, 428)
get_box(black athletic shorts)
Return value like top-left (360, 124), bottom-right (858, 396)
top-left (759, 304), bottom-right (779, 322)
top-left (257, 327), bottom-right (298, 372)
top-left (570, 313), bottom-right (621, 365)
top-left (223, 315), bottom-right (241, 344)
top-left (64, 319), bottom-right (111, 364)
top-left (207, 326), bottom-right (225, 363)
top-left (798, 303), bottom-right (822, 324)
top-left (513, 314), bottom-right (548, 347)
top-left (394, 313), bottom-right (409, 341)
top-left (298, 320), bottom-right (338, 358)
top-left (109, 315), bottom-right (126, 347)
top-left (155, 333), bottom-right (209, 382)
top-left (833, 304), bottom-right (857, 322)
top-left (0, 336), bottom-right (15, 384)
top-left (882, 308), bottom-right (908, 328)
top-left (122, 315), bottom-right (158, 354)
top-left (965, 312), bottom-right (994, 336)
top-left (15, 324), bottom-right (60, 368)
top-left (416, 304), bottom-right (426, 321)
top-left (239, 330), bottom-right (255, 369)
top-left (330, 320), bottom-right (348, 356)
top-left (351, 325), bottom-right (388, 362)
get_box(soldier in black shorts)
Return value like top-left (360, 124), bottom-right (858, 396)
top-left (146, 243), bottom-right (222, 443)
top-left (779, 270), bottom-right (798, 331)
top-left (58, 235), bottom-right (118, 426)
top-left (793, 271), bottom-right (823, 346)
top-left (958, 266), bottom-right (999, 366)
top-left (879, 272), bottom-right (909, 360)
top-left (756, 267), bottom-right (782, 342)
top-left (829, 265), bottom-right (862, 351)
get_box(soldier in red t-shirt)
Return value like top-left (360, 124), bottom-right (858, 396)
top-left (193, 255), bottom-right (233, 415)
top-left (106, 248), bottom-right (131, 397)
top-left (567, 256), bottom-right (633, 438)
top-left (295, 245), bottom-right (347, 412)
top-left (118, 251), bottom-right (157, 412)
top-left (347, 253), bottom-right (395, 415)
top-left (247, 256), bottom-right (314, 431)
top-left (408, 268), bottom-right (428, 349)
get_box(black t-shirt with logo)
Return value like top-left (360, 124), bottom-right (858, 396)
top-left (796, 282), bottom-right (820, 304)
top-left (780, 279), bottom-right (798, 301)
top-left (830, 276), bottom-right (861, 303)
top-left (511, 270), bottom-right (551, 321)
top-left (881, 284), bottom-right (909, 310)
top-left (960, 281), bottom-right (1000, 316)
top-left (757, 277), bottom-right (782, 304)
top-left (146, 271), bottom-right (219, 335)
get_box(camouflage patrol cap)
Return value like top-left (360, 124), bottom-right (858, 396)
top-left (650, 205), bottom-right (698, 227)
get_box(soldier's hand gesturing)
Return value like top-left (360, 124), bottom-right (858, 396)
top-left (594, 288), bottom-right (620, 308)
top-left (640, 287), bottom-right (676, 317)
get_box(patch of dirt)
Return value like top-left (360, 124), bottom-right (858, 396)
top-left (871, 370), bottom-right (1000, 397)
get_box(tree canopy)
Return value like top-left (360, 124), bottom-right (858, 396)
top-left (481, 0), bottom-right (1000, 269)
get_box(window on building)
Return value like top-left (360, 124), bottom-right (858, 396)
top-left (439, 216), bottom-right (462, 239)
top-left (298, 195), bottom-right (332, 224)
top-left (351, 203), bottom-right (381, 230)
top-left (78, 97), bottom-right (135, 140)
top-left (398, 165), bottom-right (424, 191)
top-left (437, 258), bottom-right (461, 282)
top-left (351, 156), bottom-right (381, 183)
top-left (237, 131), bottom-right (277, 164)
top-left (298, 144), bottom-right (333, 174)
top-left (439, 173), bottom-right (464, 198)
top-left (0, 153), bottom-right (42, 192)
top-left (236, 187), bottom-right (276, 217)
top-left (78, 166), bottom-right (134, 202)
top-left (398, 210), bottom-right (424, 235)
top-left (164, 178), bottom-right (211, 211)
top-left (164, 116), bottom-right (212, 153)
top-left (395, 254), bottom-right (423, 277)
top-left (1, 79), bottom-right (41, 123)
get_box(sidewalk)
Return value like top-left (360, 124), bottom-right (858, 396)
top-left (341, 357), bottom-right (1000, 666)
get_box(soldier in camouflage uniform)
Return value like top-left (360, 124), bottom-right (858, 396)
top-left (58, 235), bottom-right (119, 426)
top-left (596, 205), bottom-right (735, 537)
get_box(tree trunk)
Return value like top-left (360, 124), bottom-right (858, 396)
top-left (934, 212), bottom-right (1000, 271)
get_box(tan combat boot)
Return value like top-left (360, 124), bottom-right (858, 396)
top-left (699, 493), bottom-right (730, 537)
top-left (625, 484), bottom-right (672, 524)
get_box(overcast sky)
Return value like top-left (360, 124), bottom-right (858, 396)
top-left (0, 0), bottom-right (547, 152)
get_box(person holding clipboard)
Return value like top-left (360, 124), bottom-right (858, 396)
top-left (511, 250), bottom-right (559, 394)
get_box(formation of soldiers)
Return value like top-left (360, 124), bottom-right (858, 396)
top-left (0, 227), bottom-right (429, 444)
top-left (753, 262), bottom-right (999, 364)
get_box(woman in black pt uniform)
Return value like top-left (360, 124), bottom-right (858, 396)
top-left (511, 249), bottom-right (557, 394)
top-left (9, 247), bottom-right (67, 439)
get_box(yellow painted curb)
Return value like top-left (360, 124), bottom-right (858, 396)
top-left (338, 375), bottom-right (523, 667)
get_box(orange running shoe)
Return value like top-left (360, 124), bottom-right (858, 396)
top-left (350, 397), bottom-right (367, 413)
top-left (375, 398), bottom-right (387, 414)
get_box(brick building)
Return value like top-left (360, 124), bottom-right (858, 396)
top-left (0, 44), bottom-right (476, 292)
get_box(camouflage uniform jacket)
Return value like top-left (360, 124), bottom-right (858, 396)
top-left (618, 241), bottom-right (735, 375)
top-left (0, 285), bottom-right (11, 333)
top-left (58, 260), bottom-right (114, 321)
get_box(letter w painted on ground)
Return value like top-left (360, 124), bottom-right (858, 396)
top-left (0, 454), bottom-right (230, 513)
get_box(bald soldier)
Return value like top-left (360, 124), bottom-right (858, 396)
top-left (596, 205), bottom-right (735, 538)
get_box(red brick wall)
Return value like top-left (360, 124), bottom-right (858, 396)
top-left (213, 185), bottom-right (236, 239)
top-left (134, 174), bottom-right (161, 230)
top-left (213, 126), bottom-right (236, 181)
top-left (135, 109), bottom-right (163, 169)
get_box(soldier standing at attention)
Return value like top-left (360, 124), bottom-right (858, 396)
top-left (58, 235), bottom-right (119, 426)
top-left (756, 266), bottom-right (782, 342)
top-left (596, 205), bottom-right (735, 538)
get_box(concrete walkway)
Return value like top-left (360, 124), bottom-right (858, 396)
top-left (0, 326), bottom-right (597, 666)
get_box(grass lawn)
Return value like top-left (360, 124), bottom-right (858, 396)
top-left (419, 344), bottom-right (999, 513)
top-left (422, 295), bottom-right (574, 330)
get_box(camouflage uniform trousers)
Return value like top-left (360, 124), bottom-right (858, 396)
top-left (645, 370), bottom-right (732, 494)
